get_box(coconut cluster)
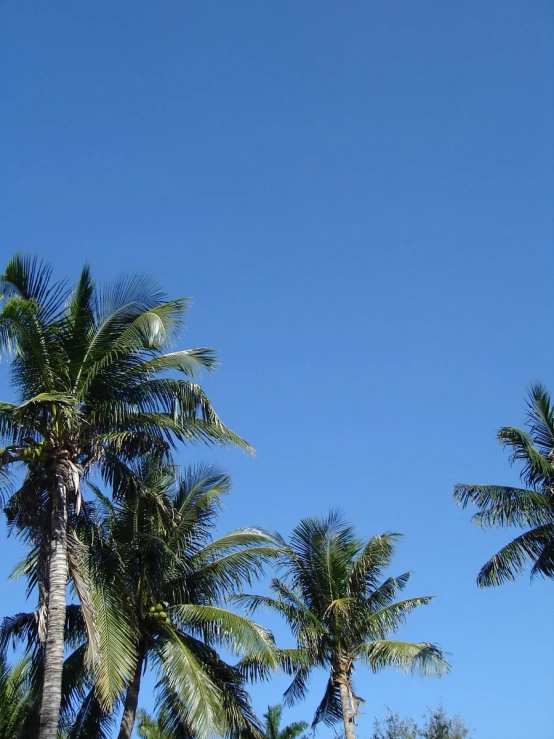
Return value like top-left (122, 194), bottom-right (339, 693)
top-left (147, 603), bottom-right (170, 625)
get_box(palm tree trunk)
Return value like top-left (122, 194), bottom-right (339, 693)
top-left (38, 471), bottom-right (69, 739)
top-left (337, 675), bottom-right (356, 739)
top-left (117, 646), bottom-right (145, 739)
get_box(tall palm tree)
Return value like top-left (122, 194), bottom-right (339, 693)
top-left (0, 655), bottom-right (35, 739)
top-left (262, 704), bottom-right (308, 739)
top-left (454, 383), bottom-right (554, 586)
top-left (85, 458), bottom-right (280, 739)
top-left (239, 512), bottom-right (449, 739)
top-left (0, 254), bottom-right (250, 739)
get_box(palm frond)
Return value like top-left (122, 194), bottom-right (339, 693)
top-left (476, 524), bottom-right (554, 586)
top-left (347, 533), bottom-right (402, 595)
top-left (353, 639), bottom-right (449, 676)
top-left (454, 484), bottom-right (554, 529)
top-left (156, 632), bottom-right (225, 739)
top-left (362, 596), bottom-right (435, 639)
top-left (171, 604), bottom-right (279, 667)
top-left (498, 426), bottom-right (554, 489)
top-left (311, 677), bottom-right (342, 728)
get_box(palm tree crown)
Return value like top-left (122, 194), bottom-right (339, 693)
top-left (454, 383), bottom-right (554, 586)
top-left (239, 512), bottom-right (449, 739)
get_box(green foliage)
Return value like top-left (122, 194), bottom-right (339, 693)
top-left (136, 710), bottom-right (169, 739)
top-left (238, 512), bottom-right (449, 731)
top-left (0, 654), bottom-right (35, 739)
top-left (372, 706), bottom-right (472, 739)
top-left (0, 254), bottom-right (252, 733)
top-left (84, 456), bottom-right (280, 739)
top-left (262, 704), bottom-right (308, 739)
top-left (454, 383), bottom-right (554, 585)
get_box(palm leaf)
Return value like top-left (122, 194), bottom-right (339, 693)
top-left (353, 639), bottom-right (449, 676)
top-left (476, 524), bottom-right (554, 585)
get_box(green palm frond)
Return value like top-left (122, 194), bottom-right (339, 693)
top-left (85, 569), bottom-right (138, 709)
top-left (353, 640), bottom-right (450, 676)
top-left (363, 596), bottom-right (435, 639)
top-left (524, 383), bottom-right (554, 457)
top-left (347, 533), bottom-right (401, 595)
top-left (156, 632), bottom-right (225, 739)
top-left (134, 348), bottom-right (219, 378)
top-left (311, 678), bottom-right (342, 728)
top-left (63, 688), bottom-right (114, 739)
top-left (0, 654), bottom-right (35, 739)
top-left (282, 666), bottom-right (311, 708)
top-left (454, 484), bottom-right (554, 529)
top-left (365, 572), bottom-right (412, 611)
top-left (171, 604), bottom-right (279, 666)
top-left (477, 524), bottom-right (554, 585)
top-left (0, 253), bottom-right (68, 323)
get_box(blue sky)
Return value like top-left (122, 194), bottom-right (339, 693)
top-left (1, 1), bottom-right (553, 737)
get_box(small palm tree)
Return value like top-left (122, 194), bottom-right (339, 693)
top-left (239, 512), bottom-right (449, 739)
top-left (136, 710), bottom-right (168, 739)
top-left (85, 458), bottom-right (280, 739)
top-left (454, 383), bottom-right (554, 585)
top-left (0, 655), bottom-right (34, 739)
top-left (0, 255), bottom-right (249, 738)
top-left (262, 704), bottom-right (308, 739)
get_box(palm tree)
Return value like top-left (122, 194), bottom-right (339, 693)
top-left (454, 383), bottom-right (554, 586)
top-left (0, 254), bottom-right (250, 739)
top-left (239, 512), bottom-right (449, 739)
top-left (0, 655), bottom-right (35, 738)
top-left (84, 458), bottom-right (280, 739)
top-left (262, 704), bottom-right (308, 739)
top-left (136, 710), bottom-right (168, 739)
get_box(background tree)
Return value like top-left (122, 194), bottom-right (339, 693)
top-left (136, 710), bottom-right (170, 739)
top-left (262, 704), bottom-right (308, 739)
top-left (0, 655), bottom-right (35, 739)
top-left (0, 255), bottom-right (249, 738)
top-left (454, 383), bottom-right (554, 586)
top-left (419, 705), bottom-right (472, 739)
top-left (239, 512), bottom-right (449, 739)
top-left (371, 706), bottom-right (472, 739)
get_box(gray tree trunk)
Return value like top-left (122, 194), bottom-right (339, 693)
top-left (117, 647), bottom-right (145, 739)
top-left (38, 472), bottom-right (69, 739)
top-left (337, 675), bottom-right (356, 739)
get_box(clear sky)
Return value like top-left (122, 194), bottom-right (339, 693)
top-left (1, 2), bottom-right (553, 737)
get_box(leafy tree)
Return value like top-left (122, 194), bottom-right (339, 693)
top-left (86, 458), bottom-right (280, 739)
top-left (0, 655), bottom-right (35, 739)
top-left (454, 383), bottom-right (554, 586)
top-left (372, 706), bottom-right (472, 739)
top-left (419, 705), bottom-right (471, 738)
top-left (239, 512), bottom-right (449, 739)
top-left (262, 704), bottom-right (308, 739)
top-left (371, 709), bottom-right (418, 739)
top-left (0, 255), bottom-right (249, 738)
